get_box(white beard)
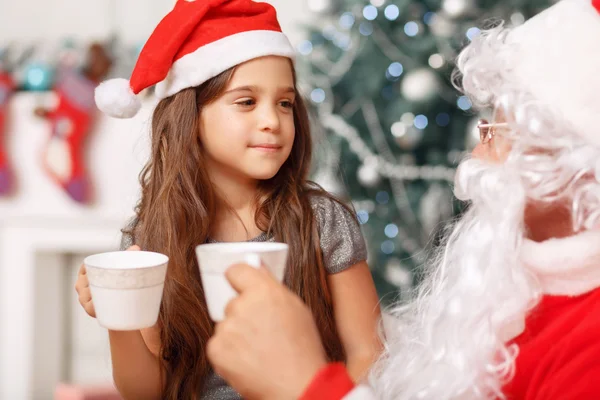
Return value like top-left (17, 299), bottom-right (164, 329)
top-left (371, 157), bottom-right (540, 400)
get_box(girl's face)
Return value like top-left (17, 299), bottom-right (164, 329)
top-left (199, 56), bottom-right (296, 182)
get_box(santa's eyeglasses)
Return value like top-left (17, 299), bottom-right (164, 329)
top-left (476, 119), bottom-right (510, 145)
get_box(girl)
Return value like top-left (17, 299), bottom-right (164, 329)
top-left (75, 1), bottom-right (382, 399)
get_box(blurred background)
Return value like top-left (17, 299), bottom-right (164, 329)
top-left (0, 0), bottom-right (554, 398)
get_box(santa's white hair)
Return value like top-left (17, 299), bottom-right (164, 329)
top-left (370, 24), bottom-right (600, 399)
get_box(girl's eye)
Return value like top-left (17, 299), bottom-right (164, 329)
top-left (280, 101), bottom-right (294, 109)
top-left (236, 99), bottom-right (256, 107)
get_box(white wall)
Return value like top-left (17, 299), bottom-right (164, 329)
top-left (0, 0), bottom-right (311, 46)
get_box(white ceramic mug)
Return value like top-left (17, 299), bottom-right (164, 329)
top-left (84, 251), bottom-right (168, 330)
top-left (195, 242), bottom-right (288, 321)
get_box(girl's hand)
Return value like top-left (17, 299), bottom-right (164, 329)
top-left (75, 245), bottom-right (141, 318)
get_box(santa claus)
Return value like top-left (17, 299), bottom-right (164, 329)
top-left (205, 0), bottom-right (600, 399)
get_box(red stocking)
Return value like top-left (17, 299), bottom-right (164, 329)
top-left (42, 69), bottom-right (96, 204)
top-left (0, 72), bottom-right (14, 196)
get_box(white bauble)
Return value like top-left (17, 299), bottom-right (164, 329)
top-left (401, 68), bottom-right (440, 103)
top-left (358, 163), bottom-right (381, 187)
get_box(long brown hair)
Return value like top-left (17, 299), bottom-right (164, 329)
top-left (126, 64), bottom-right (346, 398)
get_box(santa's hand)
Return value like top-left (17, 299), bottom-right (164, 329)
top-left (207, 264), bottom-right (328, 400)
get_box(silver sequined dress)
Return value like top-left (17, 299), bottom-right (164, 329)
top-left (120, 194), bottom-right (368, 399)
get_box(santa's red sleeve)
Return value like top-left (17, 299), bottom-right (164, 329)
top-left (528, 326), bottom-right (600, 399)
top-left (299, 363), bottom-right (355, 400)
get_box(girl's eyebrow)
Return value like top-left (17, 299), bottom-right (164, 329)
top-left (224, 85), bottom-right (296, 95)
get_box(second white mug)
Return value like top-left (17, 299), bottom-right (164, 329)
top-left (195, 242), bottom-right (288, 321)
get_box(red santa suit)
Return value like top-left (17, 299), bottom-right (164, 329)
top-left (300, 231), bottom-right (600, 399)
top-left (503, 231), bottom-right (600, 399)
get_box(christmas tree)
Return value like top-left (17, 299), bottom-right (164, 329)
top-left (298, 0), bottom-right (554, 302)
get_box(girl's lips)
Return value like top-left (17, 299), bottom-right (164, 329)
top-left (250, 144), bottom-right (283, 152)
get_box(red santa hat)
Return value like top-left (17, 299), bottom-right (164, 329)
top-left (95, 0), bottom-right (295, 119)
top-left (504, 0), bottom-right (600, 144)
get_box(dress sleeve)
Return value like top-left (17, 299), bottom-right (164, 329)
top-left (311, 195), bottom-right (368, 274)
top-left (119, 217), bottom-right (138, 250)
